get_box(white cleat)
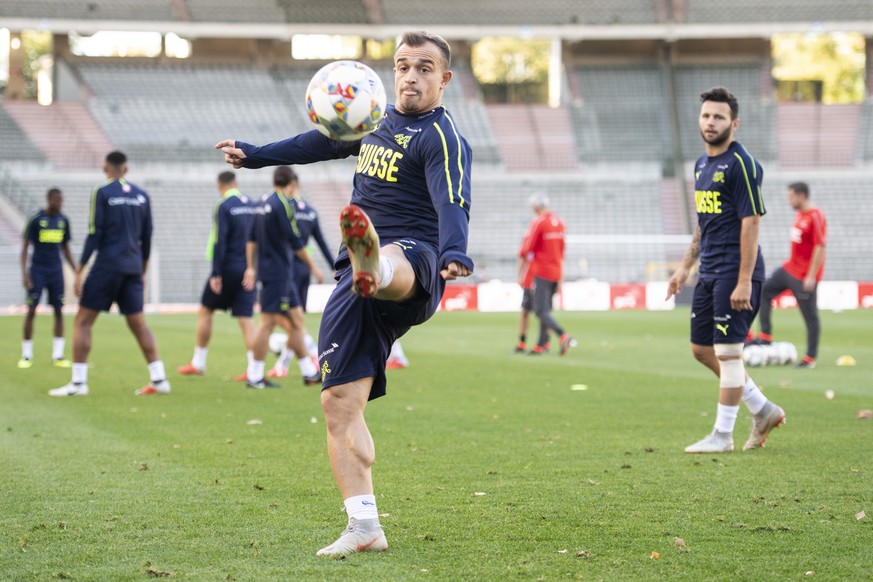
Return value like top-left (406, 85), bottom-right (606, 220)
top-left (684, 430), bottom-right (734, 454)
top-left (743, 402), bottom-right (786, 451)
top-left (316, 518), bottom-right (388, 558)
top-left (49, 383), bottom-right (89, 397)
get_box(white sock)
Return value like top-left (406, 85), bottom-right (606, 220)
top-left (52, 337), bottom-right (65, 360)
top-left (344, 494), bottom-right (379, 522)
top-left (72, 363), bottom-right (88, 384)
top-left (714, 403), bottom-right (740, 434)
top-left (277, 347), bottom-right (293, 369)
top-left (147, 360), bottom-right (167, 383)
top-left (22, 339), bottom-right (33, 360)
top-left (298, 355), bottom-right (318, 377)
top-left (390, 341), bottom-right (407, 362)
top-left (249, 360), bottom-right (265, 382)
top-left (304, 333), bottom-right (318, 358)
top-left (742, 377), bottom-right (768, 415)
top-left (378, 256), bottom-right (394, 290)
top-left (192, 346), bottom-right (208, 371)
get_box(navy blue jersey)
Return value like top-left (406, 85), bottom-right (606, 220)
top-left (24, 210), bottom-right (71, 271)
top-left (250, 191), bottom-right (305, 282)
top-left (236, 104), bottom-right (473, 273)
top-left (693, 141), bottom-right (766, 281)
top-left (208, 188), bottom-right (257, 276)
top-left (290, 196), bottom-right (333, 274)
top-left (80, 179), bottom-right (152, 275)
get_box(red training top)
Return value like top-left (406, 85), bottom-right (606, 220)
top-left (519, 211), bottom-right (566, 283)
top-left (783, 207), bottom-right (827, 282)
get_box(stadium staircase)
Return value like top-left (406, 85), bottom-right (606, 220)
top-left (3, 101), bottom-right (113, 171)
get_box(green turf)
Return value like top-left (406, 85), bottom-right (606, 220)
top-left (1, 308), bottom-right (871, 580)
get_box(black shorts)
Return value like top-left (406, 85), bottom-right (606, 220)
top-left (293, 266), bottom-right (311, 312)
top-left (27, 267), bottom-right (65, 309)
top-left (80, 266), bottom-right (144, 315)
top-left (520, 287), bottom-right (533, 311)
top-left (258, 275), bottom-right (302, 314)
top-left (200, 268), bottom-right (255, 317)
top-left (690, 277), bottom-right (762, 346)
top-left (317, 238), bottom-right (442, 400)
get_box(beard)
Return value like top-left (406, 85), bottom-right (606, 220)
top-left (700, 126), bottom-right (732, 147)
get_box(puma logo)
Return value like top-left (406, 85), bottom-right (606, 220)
top-left (716, 323), bottom-right (730, 336)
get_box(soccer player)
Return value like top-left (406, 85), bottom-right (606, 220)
top-left (50, 151), bottom-right (170, 397)
top-left (243, 165), bottom-right (322, 389)
top-left (750, 182), bottom-right (826, 369)
top-left (19, 188), bottom-right (76, 368)
top-left (178, 171), bottom-right (257, 376)
top-left (267, 183), bottom-right (332, 378)
top-left (216, 31), bottom-right (472, 556)
top-left (519, 193), bottom-right (575, 355)
top-left (667, 87), bottom-right (785, 453)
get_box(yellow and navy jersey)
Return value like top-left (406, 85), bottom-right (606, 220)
top-left (23, 210), bottom-right (71, 271)
top-left (80, 178), bottom-right (152, 275)
top-left (237, 103), bottom-right (473, 273)
top-left (693, 141), bottom-right (766, 281)
top-left (249, 191), bottom-right (306, 282)
top-left (209, 188), bottom-right (256, 276)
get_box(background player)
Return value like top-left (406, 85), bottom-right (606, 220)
top-left (50, 151), bottom-right (170, 397)
top-left (243, 165), bottom-right (321, 388)
top-left (513, 231), bottom-right (535, 353)
top-left (750, 181), bottom-right (826, 369)
top-left (216, 31), bottom-right (473, 557)
top-left (519, 193), bottom-right (575, 355)
top-left (268, 176), bottom-right (330, 378)
top-left (19, 188), bottom-right (76, 368)
top-left (178, 171), bottom-right (257, 377)
top-left (667, 87), bottom-right (784, 453)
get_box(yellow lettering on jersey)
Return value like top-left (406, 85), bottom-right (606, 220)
top-left (38, 229), bottom-right (64, 243)
top-left (694, 190), bottom-right (722, 214)
top-left (355, 144), bottom-right (403, 183)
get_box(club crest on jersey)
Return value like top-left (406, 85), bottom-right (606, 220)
top-left (394, 134), bottom-right (412, 149)
top-left (712, 171), bottom-right (725, 183)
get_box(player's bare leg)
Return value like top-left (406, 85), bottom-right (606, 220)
top-left (49, 307), bottom-right (98, 396)
top-left (127, 312), bottom-right (171, 396)
top-left (317, 377), bottom-right (388, 557)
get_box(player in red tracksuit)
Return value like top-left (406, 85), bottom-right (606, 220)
top-left (751, 181), bottom-right (826, 368)
top-left (518, 193), bottom-right (575, 356)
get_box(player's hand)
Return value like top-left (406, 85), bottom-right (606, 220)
top-left (74, 271), bottom-right (84, 297)
top-left (802, 276), bottom-right (816, 293)
top-left (242, 268), bottom-right (256, 291)
top-left (214, 139), bottom-right (246, 169)
top-left (312, 269), bottom-right (325, 284)
top-left (440, 261), bottom-right (471, 281)
top-left (23, 273), bottom-right (32, 290)
top-left (730, 281), bottom-right (753, 311)
top-left (666, 268), bottom-right (688, 300)
top-left (209, 276), bottom-right (222, 294)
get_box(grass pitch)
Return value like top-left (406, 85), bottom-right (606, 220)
top-left (1, 308), bottom-right (871, 580)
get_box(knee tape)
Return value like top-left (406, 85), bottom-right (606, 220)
top-left (714, 343), bottom-right (745, 388)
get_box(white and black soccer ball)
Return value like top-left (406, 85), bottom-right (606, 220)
top-left (306, 60), bottom-right (387, 141)
top-left (268, 332), bottom-right (288, 355)
top-left (743, 344), bottom-right (766, 367)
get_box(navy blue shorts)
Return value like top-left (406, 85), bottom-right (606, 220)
top-left (318, 238), bottom-right (442, 400)
top-left (27, 267), bottom-right (65, 310)
top-left (80, 267), bottom-right (144, 315)
top-left (201, 268), bottom-right (255, 317)
top-left (690, 277), bottom-right (762, 345)
top-left (258, 275), bottom-right (301, 314)
top-left (293, 267), bottom-right (311, 312)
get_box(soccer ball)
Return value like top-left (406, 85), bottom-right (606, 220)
top-left (743, 344), bottom-right (766, 367)
top-left (268, 332), bottom-right (288, 355)
top-left (772, 342), bottom-right (798, 366)
top-left (305, 60), bottom-right (387, 141)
